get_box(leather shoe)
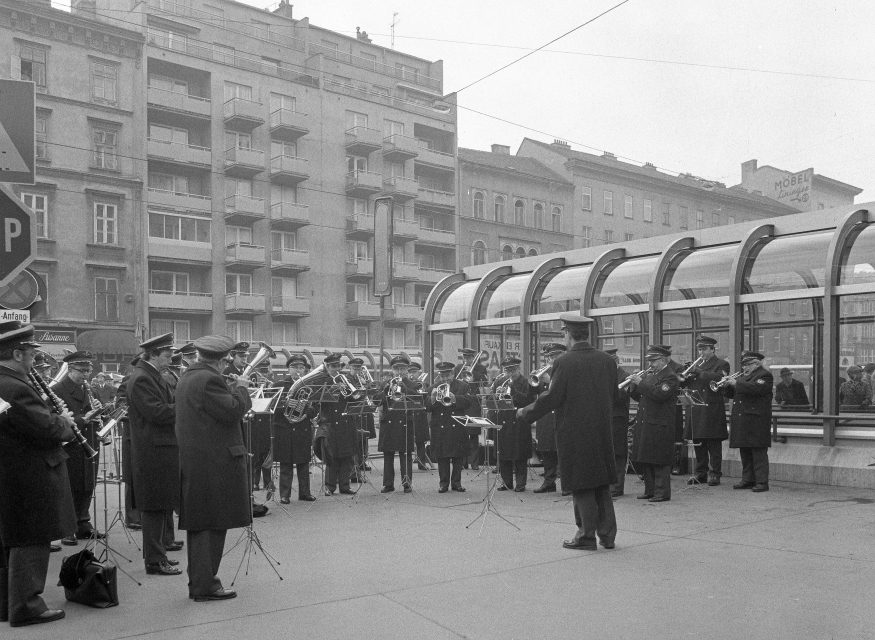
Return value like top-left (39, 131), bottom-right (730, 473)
top-left (339, 488), bottom-right (355, 495)
top-left (191, 587), bottom-right (237, 602)
top-left (61, 535), bottom-right (78, 546)
top-left (165, 558), bottom-right (180, 566)
top-left (708, 477), bottom-right (720, 486)
top-left (126, 522), bottom-right (143, 531)
top-left (562, 539), bottom-right (597, 551)
top-left (452, 486), bottom-right (466, 492)
top-left (648, 496), bottom-right (670, 503)
top-left (280, 497), bottom-right (291, 504)
top-left (513, 486), bottom-right (526, 492)
top-left (611, 491), bottom-right (624, 498)
top-left (381, 486), bottom-right (394, 494)
top-left (146, 561), bottom-right (182, 576)
top-left (166, 541), bottom-right (184, 552)
top-left (403, 484), bottom-right (412, 494)
top-left (636, 494), bottom-right (654, 500)
top-left (533, 484), bottom-right (556, 493)
top-left (599, 540), bottom-right (615, 549)
top-left (497, 485), bottom-right (509, 491)
top-left (733, 481), bottom-right (756, 490)
top-left (561, 490), bottom-right (572, 497)
top-left (438, 486), bottom-right (448, 493)
top-left (10, 609), bottom-right (65, 627)
top-left (50, 544), bottom-right (61, 552)
top-left (751, 483), bottom-right (769, 492)
top-left (299, 494), bottom-right (316, 502)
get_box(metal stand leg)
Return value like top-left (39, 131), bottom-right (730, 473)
top-left (466, 429), bottom-right (520, 536)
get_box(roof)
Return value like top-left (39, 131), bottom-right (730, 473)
top-left (520, 139), bottom-right (801, 213)
top-left (458, 148), bottom-right (573, 187)
top-left (743, 163), bottom-right (863, 196)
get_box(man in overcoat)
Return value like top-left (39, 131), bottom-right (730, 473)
top-left (606, 348), bottom-right (630, 497)
top-left (533, 343), bottom-right (566, 494)
top-left (0, 321), bottom-right (75, 627)
top-left (723, 350), bottom-right (773, 492)
top-left (271, 354), bottom-right (316, 503)
top-left (377, 356), bottom-right (418, 493)
top-left (406, 362), bottom-right (431, 469)
top-left (491, 356), bottom-right (536, 492)
top-left (518, 314), bottom-right (618, 550)
top-left (426, 362), bottom-right (474, 492)
top-left (628, 345), bottom-right (680, 503)
top-left (313, 354), bottom-right (357, 496)
top-left (681, 335), bottom-right (731, 486)
top-left (454, 348), bottom-right (487, 469)
top-left (176, 335), bottom-right (252, 602)
top-left (775, 368), bottom-right (810, 410)
top-left (116, 355), bottom-right (142, 531)
top-left (127, 333), bottom-right (180, 576)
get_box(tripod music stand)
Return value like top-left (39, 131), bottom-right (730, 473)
top-left (255, 389), bottom-right (296, 518)
top-left (381, 393), bottom-right (427, 502)
top-left (476, 392), bottom-right (516, 492)
top-left (344, 397), bottom-right (381, 498)
top-left (679, 390), bottom-right (706, 493)
top-left (99, 412), bottom-right (141, 548)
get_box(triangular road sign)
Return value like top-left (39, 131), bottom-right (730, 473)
top-left (0, 120), bottom-right (30, 173)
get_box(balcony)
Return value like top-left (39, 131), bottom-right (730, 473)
top-left (269, 108), bottom-right (308, 141)
top-left (346, 258), bottom-right (373, 280)
top-left (270, 248), bottom-right (311, 275)
top-left (345, 170), bottom-right (383, 197)
top-left (225, 293), bottom-right (267, 315)
top-left (149, 290), bottom-right (213, 313)
top-left (393, 216), bottom-right (420, 239)
top-left (147, 188), bottom-right (212, 214)
top-left (346, 214), bottom-right (375, 238)
top-left (382, 176), bottom-right (419, 202)
top-left (270, 201), bottom-right (310, 230)
top-left (393, 303), bottom-right (423, 322)
top-left (223, 97), bottom-right (265, 129)
top-left (147, 238), bottom-right (212, 264)
top-left (414, 147), bottom-right (455, 172)
top-left (346, 301), bottom-right (385, 321)
top-left (147, 138), bottom-right (211, 167)
top-left (393, 261), bottom-right (420, 282)
top-left (417, 188), bottom-right (456, 210)
top-left (224, 194), bottom-right (265, 224)
top-left (270, 296), bottom-right (311, 317)
top-left (225, 243), bottom-right (265, 271)
top-left (416, 226), bottom-right (456, 246)
top-left (344, 127), bottom-right (382, 156)
top-left (417, 267), bottom-right (455, 283)
top-left (269, 155), bottom-right (309, 185)
top-left (224, 147), bottom-right (265, 178)
top-left (382, 135), bottom-right (419, 162)
top-left (147, 86), bottom-right (212, 119)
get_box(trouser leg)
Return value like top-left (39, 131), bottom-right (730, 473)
top-left (751, 447), bottom-right (769, 484)
top-left (141, 509), bottom-right (167, 565)
top-left (642, 463), bottom-right (655, 496)
top-left (540, 450), bottom-right (558, 486)
top-left (325, 461), bottom-right (338, 491)
top-left (125, 482), bottom-right (140, 526)
top-left (467, 435), bottom-right (480, 468)
top-left (498, 458), bottom-right (514, 488)
top-left (296, 463), bottom-right (311, 497)
top-left (163, 510), bottom-right (175, 547)
top-left (438, 458), bottom-right (450, 488)
top-left (6, 544), bottom-right (50, 625)
top-left (337, 457), bottom-right (353, 491)
top-left (653, 464), bottom-right (672, 499)
top-left (450, 457), bottom-right (463, 489)
top-left (571, 489), bottom-right (597, 545)
top-left (693, 439), bottom-right (710, 478)
top-left (186, 530), bottom-right (226, 597)
top-left (594, 485), bottom-right (617, 543)
top-left (279, 462), bottom-right (293, 500)
top-left (611, 452), bottom-right (627, 494)
top-left (514, 460), bottom-right (527, 488)
top-left (707, 439), bottom-right (723, 477)
top-left (740, 448), bottom-right (755, 483)
top-left (382, 451), bottom-right (396, 487)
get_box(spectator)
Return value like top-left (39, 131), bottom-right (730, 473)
top-left (839, 365), bottom-right (871, 411)
top-left (774, 368), bottom-right (810, 410)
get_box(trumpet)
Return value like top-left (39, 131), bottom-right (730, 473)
top-left (456, 350), bottom-right (487, 380)
top-left (679, 356), bottom-right (705, 381)
top-left (528, 364), bottom-right (551, 387)
top-left (709, 372), bottom-right (743, 391)
top-left (495, 377), bottom-right (512, 400)
top-left (333, 372), bottom-right (363, 399)
top-left (356, 366), bottom-right (374, 387)
top-left (618, 367), bottom-right (653, 390)
top-left (413, 371), bottom-right (429, 384)
top-left (435, 382), bottom-right (453, 406)
top-left (388, 376), bottom-right (405, 401)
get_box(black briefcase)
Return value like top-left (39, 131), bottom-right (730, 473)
top-left (58, 549), bottom-right (119, 609)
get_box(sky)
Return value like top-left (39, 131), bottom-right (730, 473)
top-left (56, 0), bottom-right (875, 199)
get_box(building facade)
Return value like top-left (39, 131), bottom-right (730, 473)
top-left (738, 158), bottom-right (862, 212)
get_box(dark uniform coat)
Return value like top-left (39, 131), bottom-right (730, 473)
top-left (271, 379), bottom-right (313, 465)
top-left (453, 362), bottom-right (487, 418)
top-left (426, 379), bottom-right (474, 459)
top-left (630, 365), bottom-right (680, 466)
top-left (176, 362), bottom-right (252, 531)
top-left (612, 367), bottom-right (631, 463)
top-left (533, 366), bottom-right (557, 452)
top-left (53, 376), bottom-right (98, 496)
top-left (725, 365), bottom-right (773, 449)
top-left (377, 377), bottom-right (419, 453)
top-left (682, 355), bottom-right (730, 440)
top-left (408, 379), bottom-right (430, 448)
top-left (491, 374), bottom-right (535, 461)
top-left (0, 367), bottom-right (76, 546)
top-left (127, 360), bottom-right (178, 511)
top-left (312, 372), bottom-right (357, 460)
top-left (519, 342), bottom-right (617, 491)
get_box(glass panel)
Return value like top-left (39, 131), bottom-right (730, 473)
top-left (596, 313), bottom-right (646, 369)
top-left (698, 305), bottom-right (731, 328)
top-left (479, 274), bottom-right (529, 320)
top-left (592, 257), bottom-right (658, 308)
top-left (662, 331), bottom-right (693, 365)
top-left (432, 330), bottom-right (465, 367)
top-left (479, 324), bottom-right (521, 380)
top-left (839, 224), bottom-right (875, 285)
top-left (838, 293), bottom-right (875, 414)
top-left (662, 245), bottom-right (737, 301)
top-left (743, 231), bottom-right (832, 294)
top-left (433, 281), bottom-right (479, 324)
top-left (661, 308), bottom-right (692, 331)
top-left (533, 265), bottom-right (590, 314)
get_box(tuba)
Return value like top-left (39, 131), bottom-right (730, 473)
top-left (283, 364), bottom-right (326, 422)
top-left (240, 342), bottom-right (276, 384)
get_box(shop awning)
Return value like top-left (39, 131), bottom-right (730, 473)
top-left (76, 329), bottom-right (140, 355)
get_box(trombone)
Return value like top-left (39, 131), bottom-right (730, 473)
top-left (709, 372), bottom-right (743, 391)
top-left (456, 350), bottom-right (487, 380)
top-left (618, 366), bottom-right (653, 390)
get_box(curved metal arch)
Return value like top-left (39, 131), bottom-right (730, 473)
top-left (727, 224), bottom-right (774, 371)
top-left (422, 272), bottom-right (467, 381)
top-left (648, 236), bottom-right (695, 345)
top-left (581, 247), bottom-right (626, 317)
top-left (519, 256), bottom-right (566, 371)
top-left (822, 208), bottom-right (871, 444)
top-left (468, 264), bottom-right (513, 348)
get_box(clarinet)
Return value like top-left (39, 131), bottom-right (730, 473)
top-left (28, 369), bottom-right (98, 459)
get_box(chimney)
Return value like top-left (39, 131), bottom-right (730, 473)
top-left (643, 162), bottom-right (657, 170)
top-left (71, 0), bottom-right (97, 14)
top-left (602, 151), bottom-right (616, 160)
top-left (741, 159), bottom-right (758, 182)
top-left (491, 144), bottom-right (510, 155)
top-left (272, 0), bottom-right (294, 19)
top-left (356, 27), bottom-right (372, 43)
top-left (552, 139), bottom-right (569, 147)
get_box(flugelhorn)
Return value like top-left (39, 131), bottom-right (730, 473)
top-left (435, 382), bottom-right (453, 406)
top-left (618, 366), bottom-right (653, 390)
top-left (240, 342), bottom-right (276, 382)
top-left (709, 371), bottom-right (743, 391)
top-left (528, 364), bottom-right (551, 387)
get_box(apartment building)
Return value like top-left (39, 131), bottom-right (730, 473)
top-left (738, 158), bottom-right (862, 212)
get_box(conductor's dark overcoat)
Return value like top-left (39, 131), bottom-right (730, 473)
top-left (426, 379), bottom-right (473, 459)
top-left (682, 355), bottom-right (730, 440)
top-left (175, 362), bottom-right (252, 531)
top-left (519, 342), bottom-right (617, 491)
top-left (725, 365), bottom-right (774, 449)
top-left (0, 367), bottom-right (76, 546)
top-left (127, 360), bottom-right (178, 511)
top-left (271, 379), bottom-right (313, 465)
top-left (630, 365), bottom-right (680, 466)
top-left (491, 374), bottom-right (536, 461)
top-left (377, 377), bottom-right (419, 453)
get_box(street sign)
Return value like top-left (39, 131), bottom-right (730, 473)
top-left (373, 197), bottom-right (394, 297)
top-left (0, 308), bottom-right (29, 323)
top-left (0, 268), bottom-right (39, 309)
top-left (0, 79), bottom-right (35, 184)
top-left (0, 183), bottom-right (37, 287)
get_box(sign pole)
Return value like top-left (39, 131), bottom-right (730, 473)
top-left (372, 197), bottom-right (394, 379)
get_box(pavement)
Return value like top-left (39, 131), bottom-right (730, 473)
top-left (16, 462), bottom-right (875, 640)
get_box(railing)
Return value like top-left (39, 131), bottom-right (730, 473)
top-left (149, 289), bottom-right (211, 297)
top-left (308, 41), bottom-right (441, 92)
top-left (147, 187), bottom-right (211, 202)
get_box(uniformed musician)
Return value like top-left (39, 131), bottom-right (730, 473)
top-left (426, 362), bottom-right (474, 492)
top-left (605, 348), bottom-right (631, 497)
top-left (628, 345), bottom-right (680, 503)
top-left (532, 343), bottom-right (566, 494)
top-left (271, 355), bottom-right (316, 503)
top-left (377, 356), bottom-right (417, 493)
top-left (315, 354), bottom-right (357, 496)
top-left (348, 357), bottom-right (375, 476)
top-left (454, 348), bottom-right (487, 470)
top-left (222, 343), bottom-right (248, 380)
top-left (723, 350), bottom-right (773, 492)
top-left (491, 356), bottom-right (536, 492)
top-left (116, 355), bottom-right (142, 531)
top-left (406, 362), bottom-right (431, 469)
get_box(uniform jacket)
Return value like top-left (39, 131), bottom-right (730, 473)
top-left (491, 373), bottom-right (535, 461)
top-left (533, 366), bottom-right (557, 452)
top-left (271, 379), bottom-right (313, 465)
top-left (377, 377), bottom-right (419, 453)
top-left (682, 355), bottom-right (730, 440)
top-left (426, 379), bottom-right (474, 459)
top-left (630, 365), bottom-right (680, 466)
top-left (0, 366), bottom-right (76, 546)
top-left (613, 366), bottom-right (631, 459)
top-left (311, 371), bottom-right (357, 459)
top-left (53, 375), bottom-right (99, 495)
top-left (175, 362), bottom-right (252, 531)
top-left (725, 365), bottom-right (773, 449)
top-left (127, 360), bottom-right (178, 511)
top-left (519, 342), bottom-right (617, 491)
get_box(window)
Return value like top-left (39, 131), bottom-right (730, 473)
top-left (348, 326), bottom-right (369, 347)
top-left (270, 92), bottom-right (296, 113)
top-left (417, 252), bottom-right (436, 269)
top-left (502, 245), bottom-right (513, 261)
top-left (789, 333), bottom-right (796, 354)
top-left (349, 198), bottom-right (368, 217)
top-left (151, 320), bottom-right (190, 342)
top-left (581, 187), bottom-right (592, 211)
top-left (225, 130), bottom-right (251, 151)
top-left (514, 200), bottom-right (524, 226)
top-left (712, 212), bottom-right (720, 227)
top-left (347, 155), bottom-right (368, 173)
top-left (727, 215), bottom-right (736, 226)
top-left (471, 241), bottom-right (487, 266)
top-left (473, 191), bottom-right (485, 219)
top-left (226, 177), bottom-right (253, 198)
top-left (225, 225), bottom-right (253, 246)
top-left (360, 52), bottom-right (377, 70)
top-left (226, 273), bottom-right (252, 295)
top-left (552, 206), bottom-right (562, 232)
top-left (272, 276), bottom-right (297, 302)
top-left (679, 205), bottom-right (688, 229)
top-left (95, 277), bottom-right (119, 322)
top-left (91, 61), bottom-right (117, 104)
top-left (758, 334), bottom-right (765, 352)
top-left (148, 27), bottom-right (187, 52)
top-left (774, 300), bottom-right (782, 314)
top-left (148, 74), bottom-right (188, 95)
top-left (624, 195), bottom-right (633, 219)
top-left (214, 44), bottom-right (235, 65)
top-left (661, 202), bottom-right (670, 226)
top-left (624, 233), bottom-right (634, 242)
top-left (603, 191), bottom-right (613, 215)
top-left (271, 139), bottom-right (296, 159)
top-left (581, 226), bottom-right (592, 248)
top-left (774, 334), bottom-right (781, 353)
top-left (528, 248), bottom-right (539, 257)
top-left (383, 119), bottom-right (404, 138)
top-left (696, 210), bottom-right (704, 229)
top-left (252, 18), bottom-right (271, 38)
top-left (603, 318), bottom-right (614, 346)
top-left (224, 81), bottom-right (253, 101)
top-left (150, 271), bottom-right (189, 294)
top-left (271, 230), bottom-right (296, 252)
top-left (391, 286), bottom-right (406, 306)
top-left (35, 115), bottom-right (48, 160)
top-left (203, 3), bottom-right (224, 27)
top-left (271, 322), bottom-right (297, 346)
top-left (149, 123), bottom-right (189, 146)
top-left (148, 172), bottom-right (189, 194)
top-left (802, 333), bottom-right (809, 355)
top-left (603, 230), bottom-right (614, 244)
top-left (348, 240), bottom-right (369, 262)
top-left (346, 111), bottom-right (369, 129)
top-left (20, 193), bottom-right (48, 239)
top-left (494, 195), bottom-right (506, 223)
top-left (15, 45), bottom-right (47, 87)
top-left (533, 203), bottom-right (544, 228)
top-left (789, 301), bottom-right (796, 316)
top-left (227, 321), bottom-right (253, 343)
top-left (347, 283), bottom-right (370, 302)
top-left (395, 63), bottom-right (419, 82)
top-left (92, 129), bottom-right (118, 170)
top-left (386, 161), bottom-right (404, 178)
top-left (515, 247), bottom-right (526, 259)
top-left (93, 203), bottom-right (117, 245)
top-left (271, 184), bottom-right (297, 205)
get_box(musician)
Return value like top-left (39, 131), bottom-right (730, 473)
top-left (454, 348), bottom-right (487, 470)
top-left (667, 354), bottom-right (689, 476)
top-left (406, 362), bottom-right (431, 469)
top-left (53, 351), bottom-right (103, 545)
top-left (628, 345), bottom-right (680, 503)
top-left (271, 355), bottom-right (316, 503)
top-left (775, 368), bottom-right (810, 410)
top-left (314, 354), bottom-right (358, 496)
top-left (348, 358), bottom-right (375, 475)
top-left (426, 362), bottom-right (474, 492)
top-left (533, 343), bottom-right (566, 494)
top-left (606, 349), bottom-right (630, 497)
top-left (516, 314), bottom-right (618, 551)
top-left (377, 356), bottom-right (417, 493)
top-left (724, 350), bottom-right (773, 492)
top-left (222, 343), bottom-right (249, 380)
top-left (681, 335), bottom-right (731, 486)
top-left (116, 355), bottom-right (142, 531)
top-left (0, 321), bottom-right (75, 627)
top-left (491, 357), bottom-right (535, 492)
top-left (176, 335), bottom-right (252, 602)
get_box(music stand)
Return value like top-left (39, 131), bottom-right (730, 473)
top-left (99, 411), bottom-right (140, 549)
top-left (383, 394), bottom-right (427, 502)
top-left (679, 390), bottom-right (706, 493)
top-left (344, 398), bottom-right (380, 497)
